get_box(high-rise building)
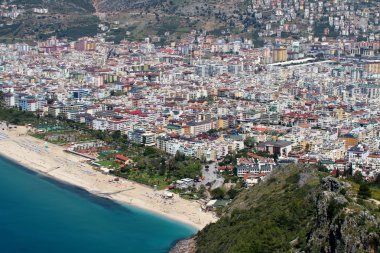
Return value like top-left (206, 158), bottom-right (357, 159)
top-left (272, 47), bottom-right (288, 63)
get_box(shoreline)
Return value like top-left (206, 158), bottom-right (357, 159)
top-left (0, 152), bottom-right (197, 232)
top-left (0, 126), bottom-right (217, 230)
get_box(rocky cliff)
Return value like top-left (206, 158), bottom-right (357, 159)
top-left (191, 166), bottom-right (380, 253)
top-left (305, 177), bottom-right (379, 253)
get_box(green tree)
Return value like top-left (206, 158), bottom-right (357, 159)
top-left (227, 188), bottom-right (239, 199)
top-left (174, 151), bottom-right (186, 162)
top-left (111, 130), bottom-right (121, 141)
top-left (120, 166), bottom-right (130, 174)
top-left (0, 91), bottom-right (4, 108)
top-left (244, 137), bottom-right (256, 148)
top-left (344, 164), bottom-right (353, 177)
top-left (200, 154), bottom-right (207, 164)
top-left (358, 184), bottom-right (371, 199)
top-left (143, 146), bottom-right (159, 156)
top-left (207, 129), bottom-right (218, 135)
top-left (158, 158), bottom-right (166, 176)
top-left (352, 171), bottom-right (363, 184)
top-left (211, 187), bottom-right (225, 199)
top-left (374, 174), bottom-right (380, 186)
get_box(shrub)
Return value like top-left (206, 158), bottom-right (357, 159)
top-left (211, 188), bottom-right (225, 199)
top-left (358, 184), bottom-right (371, 199)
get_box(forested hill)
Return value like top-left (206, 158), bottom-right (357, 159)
top-left (190, 165), bottom-right (380, 253)
top-left (0, 0), bottom-right (98, 42)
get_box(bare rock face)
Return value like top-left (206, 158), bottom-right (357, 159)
top-left (320, 176), bottom-right (344, 193)
top-left (306, 177), bottom-right (379, 253)
top-left (169, 237), bottom-right (197, 253)
top-left (189, 166), bottom-right (380, 253)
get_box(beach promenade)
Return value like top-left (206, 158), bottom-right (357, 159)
top-left (0, 125), bottom-right (217, 230)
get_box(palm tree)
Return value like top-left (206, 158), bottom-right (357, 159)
top-left (0, 91), bottom-right (4, 108)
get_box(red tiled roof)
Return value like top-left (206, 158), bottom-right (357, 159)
top-left (116, 154), bottom-right (129, 161)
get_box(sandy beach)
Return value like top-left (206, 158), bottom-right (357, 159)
top-left (0, 126), bottom-right (217, 230)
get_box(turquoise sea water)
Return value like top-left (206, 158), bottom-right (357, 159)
top-left (0, 156), bottom-right (196, 253)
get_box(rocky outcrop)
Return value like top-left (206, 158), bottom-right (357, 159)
top-left (169, 237), bottom-right (196, 253)
top-left (190, 166), bottom-right (380, 253)
top-left (305, 177), bottom-right (379, 253)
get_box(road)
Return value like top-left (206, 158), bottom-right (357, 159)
top-left (197, 162), bottom-right (224, 190)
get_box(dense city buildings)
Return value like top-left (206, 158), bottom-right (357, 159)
top-left (0, 3), bottom-right (379, 185)
top-left (1, 1), bottom-right (380, 252)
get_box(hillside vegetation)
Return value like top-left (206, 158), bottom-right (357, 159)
top-left (93, 0), bottom-right (162, 10)
top-left (0, 0), bottom-right (98, 42)
top-left (9, 0), bottom-right (95, 13)
top-left (195, 165), bottom-right (380, 253)
top-left (94, 0), bottom-right (251, 42)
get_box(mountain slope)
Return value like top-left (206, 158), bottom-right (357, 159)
top-left (93, 0), bottom-right (162, 11)
top-left (0, 0), bottom-right (98, 42)
top-left (93, 0), bottom-right (378, 44)
top-left (93, 0), bottom-right (249, 42)
top-left (9, 0), bottom-right (95, 13)
top-left (194, 166), bottom-right (380, 253)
